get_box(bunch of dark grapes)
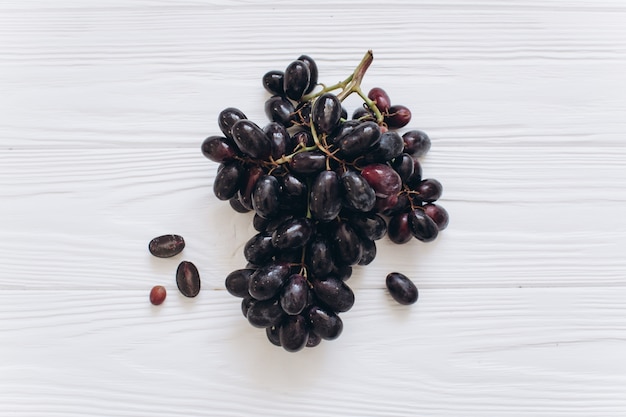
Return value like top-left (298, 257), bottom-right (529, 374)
top-left (201, 51), bottom-right (449, 352)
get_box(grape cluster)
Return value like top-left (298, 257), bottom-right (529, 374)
top-left (201, 51), bottom-right (448, 352)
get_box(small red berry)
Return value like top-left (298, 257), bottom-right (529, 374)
top-left (150, 285), bottom-right (167, 305)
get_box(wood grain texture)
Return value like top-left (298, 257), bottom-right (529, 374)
top-left (1, 0), bottom-right (626, 416)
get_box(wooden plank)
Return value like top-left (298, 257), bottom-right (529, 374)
top-left (1, 287), bottom-right (625, 416)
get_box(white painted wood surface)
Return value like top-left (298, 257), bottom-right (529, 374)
top-left (1, 1), bottom-right (626, 416)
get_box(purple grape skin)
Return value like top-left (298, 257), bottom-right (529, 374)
top-left (229, 196), bottom-right (251, 213)
top-left (262, 70), bottom-right (284, 96)
top-left (298, 54), bottom-right (318, 94)
top-left (391, 153), bottom-right (415, 183)
top-left (309, 171), bottom-right (342, 222)
top-left (279, 315), bottom-right (309, 352)
top-left (243, 232), bottom-right (275, 265)
top-left (266, 325), bottom-right (282, 347)
top-left (340, 170), bottom-right (376, 212)
top-left (218, 107), bottom-right (247, 139)
top-left (358, 238), bottom-right (376, 266)
top-left (231, 119), bottom-right (272, 160)
top-left (310, 276), bottom-right (355, 313)
top-left (225, 269), bottom-right (256, 298)
top-left (417, 178), bottom-right (443, 203)
top-left (176, 261), bottom-right (201, 298)
top-left (265, 96), bottom-right (295, 128)
top-left (252, 175), bottom-right (281, 219)
top-left (312, 93), bottom-right (342, 134)
top-left (271, 217), bottom-right (313, 249)
top-left (288, 151), bottom-right (326, 175)
top-left (386, 272), bottom-right (419, 305)
top-left (360, 163), bottom-right (403, 199)
top-left (148, 234), bottom-right (185, 258)
top-left (201, 135), bottom-right (239, 163)
top-left (213, 162), bottom-right (244, 201)
top-left (424, 203), bottom-right (450, 231)
top-left (284, 60), bottom-right (310, 101)
top-left (331, 221), bottom-right (363, 266)
top-left (387, 212), bottom-right (413, 244)
top-left (347, 213), bottom-right (387, 241)
top-left (335, 121), bottom-right (381, 157)
top-left (307, 306), bottom-right (343, 340)
top-left (409, 209), bottom-right (439, 242)
top-left (306, 331), bottom-right (322, 348)
top-left (280, 274), bottom-right (309, 315)
top-left (367, 87), bottom-right (391, 113)
top-left (248, 262), bottom-right (291, 301)
top-left (402, 130), bottom-right (431, 157)
top-left (247, 298), bottom-right (284, 328)
top-left (306, 235), bottom-right (335, 278)
top-left (385, 104), bottom-right (412, 129)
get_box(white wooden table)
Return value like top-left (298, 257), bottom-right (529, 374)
top-left (2, 1), bottom-right (626, 416)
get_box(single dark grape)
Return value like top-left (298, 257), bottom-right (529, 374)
top-left (229, 195), bottom-right (251, 213)
top-left (248, 262), bottom-right (291, 301)
top-left (331, 221), bottom-right (362, 266)
top-left (386, 272), bottom-right (418, 305)
top-left (423, 203), bottom-right (449, 231)
top-left (409, 208), bottom-right (439, 242)
top-left (263, 122), bottom-right (290, 160)
top-left (264, 96), bottom-right (295, 128)
top-left (335, 121), bottom-right (381, 157)
top-left (247, 298), bottom-right (284, 328)
top-left (176, 261), bottom-right (201, 298)
top-left (368, 87), bottom-right (391, 113)
top-left (340, 170), bottom-right (376, 212)
top-left (417, 178), bottom-right (443, 203)
top-left (364, 131), bottom-right (404, 163)
top-left (358, 237), bottom-right (376, 265)
top-left (262, 70), bottom-right (284, 96)
top-left (201, 135), bottom-right (239, 163)
top-left (312, 93), bottom-right (342, 134)
top-left (271, 217), bottom-right (313, 249)
top-left (306, 235), bottom-right (335, 278)
top-left (306, 331), bottom-right (322, 348)
top-left (280, 274), bottom-right (309, 315)
top-left (310, 170), bottom-right (342, 222)
top-left (266, 325), bottom-right (282, 347)
top-left (307, 306), bottom-right (343, 340)
top-left (402, 130), bottom-right (431, 157)
top-left (311, 276), bottom-right (355, 313)
top-left (279, 315), bottom-right (309, 352)
top-left (388, 212), bottom-right (413, 244)
top-left (148, 234), bottom-right (185, 258)
top-left (244, 232), bottom-right (275, 265)
top-left (231, 119), bottom-right (272, 160)
top-left (241, 296), bottom-right (255, 318)
top-left (252, 175), bottom-right (281, 219)
top-left (238, 165), bottom-right (264, 211)
top-left (391, 153), bottom-right (415, 183)
top-left (347, 212), bottom-right (387, 241)
top-left (218, 107), bottom-right (247, 139)
top-left (360, 163), bottom-right (403, 199)
top-left (213, 162), bottom-right (244, 201)
top-left (298, 54), bottom-right (318, 94)
top-left (284, 60), bottom-right (311, 101)
top-left (385, 104), bottom-right (411, 129)
top-left (225, 268), bottom-right (256, 298)
top-left (288, 150), bottom-right (326, 175)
